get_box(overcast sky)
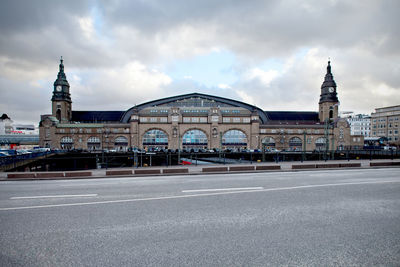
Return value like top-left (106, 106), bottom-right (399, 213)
top-left (0, 0), bottom-right (399, 124)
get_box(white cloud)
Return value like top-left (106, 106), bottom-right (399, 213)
top-left (218, 84), bottom-right (231, 89)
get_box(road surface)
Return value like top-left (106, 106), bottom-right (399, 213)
top-left (1, 168), bottom-right (399, 266)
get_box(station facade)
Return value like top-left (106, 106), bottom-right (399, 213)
top-left (39, 59), bottom-right (363, 151)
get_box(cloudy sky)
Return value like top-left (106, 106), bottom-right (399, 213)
top-left (0, 0), bottom-right (399, 124)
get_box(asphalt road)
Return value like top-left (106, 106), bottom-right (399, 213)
top-left (1, 168), bottom-right (399, 266)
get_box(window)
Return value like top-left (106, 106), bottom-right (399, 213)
top-left (143, 129), bottom-right (168, 145)
top-left (182, 130), bottom-right (208, 145)
top-left (222, 130), bottom-right (247, 145)
top-left (243, 117), bottom-right (250, 123)
top-left (192, 117), bottom-right (199, 123)
top-left (200, 117), bottom-right (207, 123)
top-left (232, 117), bottom-right (240, 123)
top-left (315, 137), bottom-right (327, 150)
top-left (262, 137), bottom-right (275, 147)
top-left (140, 117), bottom-right (148, 122)
top-left (160, 117), bottom-right (168, 123)
top-left (223, 117), bottom-right (231, 123)
top-left (289, 137), bottom-right (302, 150)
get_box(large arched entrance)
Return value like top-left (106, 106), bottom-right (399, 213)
top-left (142, 129), bottom-right (168, 151)
top-left (182, 129), bottom-right (208, 151)
top-left (114, 136), bottom-right (128, 151)
top-left (222, 130), bottom-right (247, 151)
top-left (315, 137), bottom-right (327, 151)
top-left (262, 136), bottom-right (276, 150)
top-left (87, 136), bottom-right (101, 151)
top-left (289, 137), bottom-right (302, 151)
top-left (60, 136), bottom-right (74, 150)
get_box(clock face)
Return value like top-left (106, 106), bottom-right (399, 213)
top-left (56, 85), bottom-right (62, 92)
top-left (328, 87), bottom-right (334, 93)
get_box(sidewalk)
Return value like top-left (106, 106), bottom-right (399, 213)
top-left (1, 158), bottom-right (399, 180)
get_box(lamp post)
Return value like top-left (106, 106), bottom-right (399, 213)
top-left (178, 133), bottom-right (181, 164)
top-left (302, 130), bottom-right (306, 162)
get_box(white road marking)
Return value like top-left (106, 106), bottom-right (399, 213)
top-left (1, 180), bottom-right (399, 211)
top-left (10, 194), bottom-right (98, 200)
top-left (182, 187), bottom-right (263, 193)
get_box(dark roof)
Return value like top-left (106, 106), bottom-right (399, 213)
top-left (71, 111), bottom-right (124, 123)
top-left (121, 92), bottom-right (268, 123)
top-left (264, 111), bottom-right (319, 124)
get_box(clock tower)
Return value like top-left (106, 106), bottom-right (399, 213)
top-left (51, 57), bottom-right (72, 123)
top-left (319, 61), bottom-right (339, 122)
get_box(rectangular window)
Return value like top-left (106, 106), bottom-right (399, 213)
top-left (233, 117), bottom-right (240, 123)
top-left (150, 117), bottom-right (157, 122)
top-left (260, 129), bottom-right (266, 133)
top-left (192, 117), bottom-right (199, 123)
top-left (96, 129), bottom-right (102, 133)
top-left (86, 129), bottom-right (91, 133)
top-left (140, 117), bottom-right (148, 122)
top-left (183, 117), bottom-right (190, 123)
top-left (223, 117), bottom-right (231, 123)
top-left (160, 117), bottom-right (168, 123)
top-left (243, 117), bottom-right (250, 123)
top-left (211, 116), bottom-right (219, 122)
top-left (200, 117), bottom-right (207, 123)
top-left (271, 129), bottom-right (277, 133)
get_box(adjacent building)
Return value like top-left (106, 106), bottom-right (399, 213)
top-left (39, 59), bottom-right (363, 151)
top-left (371, 105), bottom-right (400, 146)
top-left (344, 113), bottom-right (371, 137)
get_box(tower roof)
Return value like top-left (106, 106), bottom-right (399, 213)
top-left (319, 61), bottom-right (339, 103)
top-left (53, 56), bottom-right (70, 87)
top-left (321, 61), bottom-right (337, 89)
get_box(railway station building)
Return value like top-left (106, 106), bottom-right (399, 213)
top-left (39, 59), bottom-right (363, 151)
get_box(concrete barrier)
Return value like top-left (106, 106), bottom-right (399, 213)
top-left (202, 167), bottom-right (228, 172)
top-left (292, 164), bottom-right (316, 169)
top-left (163, 168), bottom-right (189, 174)
top-left (36, 172), bottom-right (65, 178)
top-left (316, 163), bottom-right (340, 168)
top-left (65, 171), bottom-right (92, 177)
top-left (339, 163), bottom-right (361, 168)
top-left (134, 169), bottom-right (161, 175)
top-left (256, 165), bottom-right (281, 170)
top-left (106, 170), bottom-right (132, 176)
top-left (229, 166), bottom-right (255, 171)
top-left (7, 173), bottom-right (37, 179)
top-left (370, 162), bottom-right (400, 167)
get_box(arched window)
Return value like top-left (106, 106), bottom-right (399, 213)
top-left (114, 136), bottom-right (128, 151)
top-left (182, 129), bottom-right (208, 149)
top-left (143, 129), bottom-right (168, 150)
top-left (60, 136), bottom-right (73, 150)
top-left (289, 137), bottom-right (302, 151)
top-left (315, 137), bottom-right (327, 151)
top-left (262, 136), bottom-right (275, 147)
top-left (87, 136), bottom-right (101, 151)
top-left (56, 109), bottom-right (61, 121)
top-left (222, 130), bottom-right (247, 148)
